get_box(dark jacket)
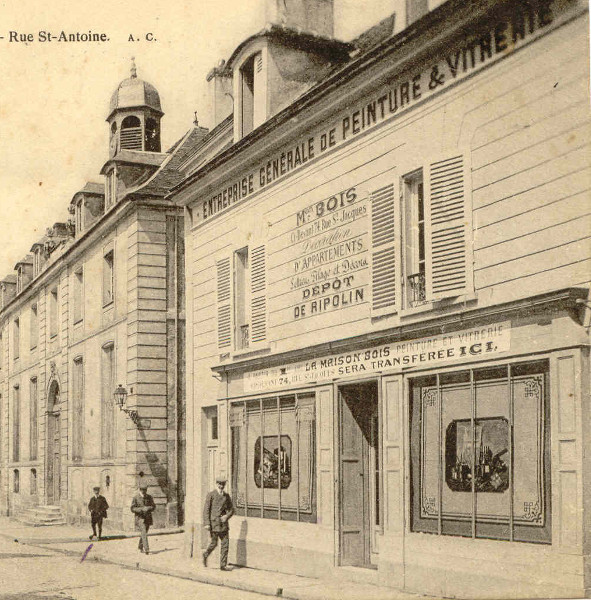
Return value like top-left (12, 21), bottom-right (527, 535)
top-left (203, 490), bottom-right (234, 533)
top-left (88, 495), bottom-right (109, 519)
top-left (131, 492), bottom-right (155, 527)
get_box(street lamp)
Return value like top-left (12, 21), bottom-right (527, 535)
top-left (113, 384), bottom-right (141, 426)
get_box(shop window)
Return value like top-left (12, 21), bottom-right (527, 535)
top-left (101, 344), bottom-right (115, 459)
top-left (13, 470), bottom-right (19, 493)
top-left (13, 318), bottom-right (19, 359)
top-left (29, 377), bottom-right (38, 461)
top-left (230, 394), bottom-right (316, 522)
top-left (410, 360), bottom-right (551, 543)
top-left (12, 385), bottom-right (20, 462)
top-left (73, 267), bottom-right (84, 324)
top-left (49, 287), bottom-right (58, 338)
top-left (72, 357), bottom-right (84, 461)
top-left (102, 249), bottom-right (114, 307)
top-left (0, 334), bottom-right (3, 369)
top-left (216, 245), bottom-right (267, 351)
top-left (370, 153), bottom-right (471, 316)
top-left (30, 304), bottom-right (38, 349)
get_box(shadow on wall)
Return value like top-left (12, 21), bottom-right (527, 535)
top-left (138, 429), bottom-right (169, 494)
top-left (236, 519), bottom-right (248, 566)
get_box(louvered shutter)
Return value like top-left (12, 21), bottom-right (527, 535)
top-left (250, 245), bottom-right (267, 344)
top-left (216, 256), bottom-right (232, 349)
top-left (425, 154), bottom-right (472, 300)
top-left (253, 52), bottom-right (266, 129)
top-left (370, 174), bottom-right (400, 316)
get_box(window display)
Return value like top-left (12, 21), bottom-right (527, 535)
top-left (231, 394), bottom-right (316, 522)
top-left (410, 360), bottom-right (550, 543)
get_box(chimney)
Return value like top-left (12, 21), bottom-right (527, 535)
top-left (206, 60), bottom-right (233, 128)
top-left (265, 0), bottom-right (334, 37)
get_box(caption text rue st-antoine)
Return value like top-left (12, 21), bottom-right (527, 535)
top-left (6, 31), bottom-right (157, 43)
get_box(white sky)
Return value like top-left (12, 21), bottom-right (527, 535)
top-left (0, 0), bottom-right (396, 277)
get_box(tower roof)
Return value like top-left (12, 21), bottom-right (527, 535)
top-left (108, 58), bottom-right (162, 119)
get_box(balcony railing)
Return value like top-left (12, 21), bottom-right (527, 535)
top-left (407, 272), bottom-right (427, 307)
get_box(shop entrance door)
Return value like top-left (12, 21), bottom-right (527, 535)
top-left (338, 382), bottom-right (379, 567)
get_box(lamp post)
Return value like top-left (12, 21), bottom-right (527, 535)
top-left (113, 384), bottom-right (141, 427)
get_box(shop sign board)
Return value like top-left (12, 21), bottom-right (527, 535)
top-left (244, 322), bottom-right (511, 392)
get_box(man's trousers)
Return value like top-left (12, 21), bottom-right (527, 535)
top-left (204, 531), bottom-right (229, 568)
top-left (138, 521), bottom-right (150, 553)
top-left (91, 515), bottom-right (103, 538)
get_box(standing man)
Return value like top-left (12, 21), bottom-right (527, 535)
top-left (88, 486), bottom-right (109, 541)
top-left (202, 477), bottom-right (234, 571)
top-left (130, 483), bottom-right (155, 555)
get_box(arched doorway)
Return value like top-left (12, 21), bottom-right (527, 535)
top-left (46, 380), bottom-right (61, 505)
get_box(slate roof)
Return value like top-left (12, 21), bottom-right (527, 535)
top-left (128, 125), bottom-right (211, 197)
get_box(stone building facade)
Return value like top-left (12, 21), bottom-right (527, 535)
top-left (0, 66), bottom-right (199, 531)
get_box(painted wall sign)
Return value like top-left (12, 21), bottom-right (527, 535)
top-left (197, 0), bottom-right (569, 224)
top-left (243, 322), bottom-right (511, 392)
top-left (287, 186), bottom-right (369, 321)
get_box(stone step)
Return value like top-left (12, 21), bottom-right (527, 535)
top-left (35, 506), bottom-right (63, 513)
top-left (15, 504), bottom-right (66, 527)
top-left (19, 519), bottom-right (67, 527)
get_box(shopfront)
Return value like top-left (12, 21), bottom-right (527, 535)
top-left (205, 295), bottom-right (588, 597)
top-left (176, 0), bottom-right (590, 596)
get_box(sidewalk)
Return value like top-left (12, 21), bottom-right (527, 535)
top-left (0, 517), bottom-right (434, 600)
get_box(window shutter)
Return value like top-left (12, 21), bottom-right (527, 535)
top-left (250, 245), bottom-right (267, 344)
top-left (370, 174), bottom-right (399, 316)
top-left (216, 256), bottom-right (232, 349)
top-left (253, 52), bottom-right (266, 129)
top-left (425, 153), bottom-right (472, 300)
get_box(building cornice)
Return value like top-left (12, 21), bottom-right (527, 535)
top-left (0, 196), bottom-right (181, 321)
top-left (170, 0), bottom-right (588, 206)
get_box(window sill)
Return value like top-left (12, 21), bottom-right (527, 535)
top-left (227, 344), bottom-right (272, 362)
top-left (30, 345), bottom-right (37, 351)
top-left (49, 334), bottom-right (58, 340)
top-left (73, 319), bottom-right (84, 326)
top-left (400, 292), bottom-right (478, 319)
top-left (102, 301), bottom-right (114, 310)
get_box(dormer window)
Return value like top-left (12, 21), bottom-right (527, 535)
top-left (33, 250), bottom-right (41, 277)
top-left (240, 52), bottom-right (265, 138)
top-left (75, 199), bottom-right (84, 235)
top-left (120, 115), bottom-right (142, 150)
top-left (16, 266), bottom-right (23, 294)
top-left (105, 169), bottom-right (117, 209)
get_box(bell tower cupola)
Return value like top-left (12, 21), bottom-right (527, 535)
top-left (107, 58), bottom-right (163, 158)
